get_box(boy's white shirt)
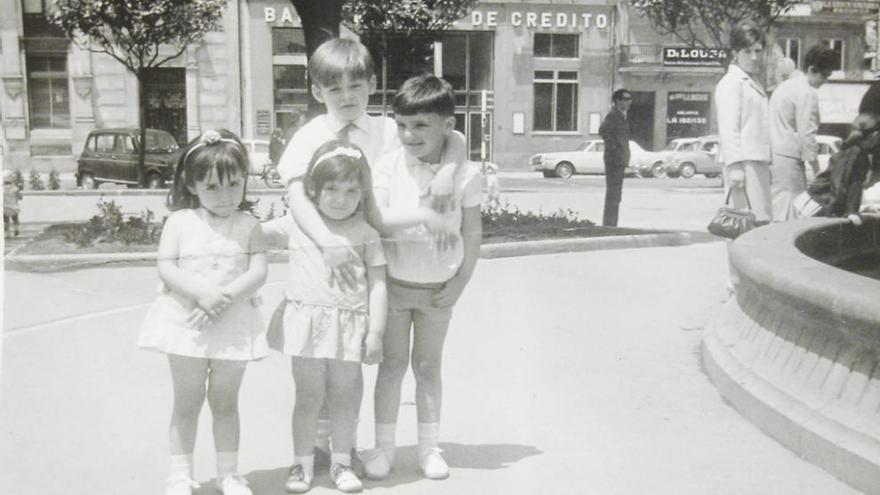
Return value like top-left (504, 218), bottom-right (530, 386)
top-left (276, 113), bottom-right (399, 185)
top-left (373, 148), bottom-right (482, 284)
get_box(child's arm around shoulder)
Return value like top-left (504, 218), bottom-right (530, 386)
top-left (368, 151), bottom-right (446, 234)
top-left (221, 214), bottom-right (268, 302)
top-left (428, 130), bottom-right (467, 212)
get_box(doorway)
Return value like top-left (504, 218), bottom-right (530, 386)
top-left (628, 91), bottom-right (655, 151)
top-left (143, 68), bottom-right (187, 147)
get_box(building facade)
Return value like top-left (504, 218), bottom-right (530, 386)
top-left (0, 0), bottom-right (874, 171)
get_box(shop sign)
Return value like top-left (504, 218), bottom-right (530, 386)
top-left (663, 47), bottom-right (728, 67)
top-left (256, 110), bottom-right (272, 136)
top-left (263, 7), bottom-right (302, 26)
top-left (470, 10), bottom-right (609, 30)
top-left (667, 92), bottom-right (710, 138)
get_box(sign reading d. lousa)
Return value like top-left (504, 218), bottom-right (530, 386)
top-left (663, 47), bottom-right (728, 67)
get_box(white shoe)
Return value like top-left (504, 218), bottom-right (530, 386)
top-left (166, 476), bottom-right (200, 495)
top-left (330, 463), bottom-right (363, 493)
top-left (419, 447), bottom-right (449, 480)
top-left (362, 448), bottom-right (394, 480)
top-left (216, 474), bottom-right (252, 495)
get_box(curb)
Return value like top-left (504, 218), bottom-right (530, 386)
top-left (5, 231), bottom-right (694, 271)
top-left (21, 187), bottom-right (287, 197)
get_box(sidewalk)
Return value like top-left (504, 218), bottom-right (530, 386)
top-left (0, 243), bottom-right (859, 494)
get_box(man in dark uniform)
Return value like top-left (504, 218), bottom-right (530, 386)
top-left (599, 89), bottom-right (632, 226)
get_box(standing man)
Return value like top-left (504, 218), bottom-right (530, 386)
top-left (769, 44), bottom-right (836, 221)
top-left (599, 89), bottom-right (632, 226)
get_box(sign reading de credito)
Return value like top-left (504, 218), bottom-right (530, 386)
top-left (663, 47), bottom-right (728, 67)
top-left (459, 4), bottom-right (612, 31)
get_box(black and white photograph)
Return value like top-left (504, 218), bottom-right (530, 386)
top-left (2, 0), bottom-right (879, 494)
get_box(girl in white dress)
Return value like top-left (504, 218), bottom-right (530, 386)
top-left (139, 129), bottom-right (268, 495)
top-left (262, 141), bottom-right (387, 493)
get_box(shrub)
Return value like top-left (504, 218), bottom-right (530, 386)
top-left (28, 170), bottom-right (46, 190)
top-left (48, 169), bottom-right (61, 190)
top-left (63, 199), bottom-right (163, 247)
top-left (481, 201), bottom-right (596, 240)
top-left (12, 170), bottom-right (25, 191)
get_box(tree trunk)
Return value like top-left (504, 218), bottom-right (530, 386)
top-left (290, 0), bottom-right (345, 116)
top-left (137, 68), bottom-right (147, 188)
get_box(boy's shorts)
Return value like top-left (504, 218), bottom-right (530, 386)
top-left (386, 278), bottom-right (454, 326)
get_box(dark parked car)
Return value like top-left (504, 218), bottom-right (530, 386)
top-left (76, 128), bottom-right (180, 189)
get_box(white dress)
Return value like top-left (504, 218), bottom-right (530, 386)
top-left (139, 209), bottom-right (268, 361)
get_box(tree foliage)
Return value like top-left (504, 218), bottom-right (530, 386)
top-left (49, 0), bottom-right (226, 75)
top-left (630, 0), bottom-right (800, 48)
top-left (342, 0), bottom-right (478, 34)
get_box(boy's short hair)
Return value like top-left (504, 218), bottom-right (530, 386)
top-left (309, 38), bottom-right (375, 87)
top-left (391, 74), bottom-right (455, 117)
top-left (804, 44), bottom-right (837, 75)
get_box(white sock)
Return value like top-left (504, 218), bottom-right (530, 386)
top-left (170, 453), bottom-right (194, 480)
top-left (315, 419), bottom-right (331, 452)
top-left (330, 452), bottom-right (352, 467)
top-left (293, 455), bottom-right (314, 480)
top-left (216, 451), bottom-right (238, 478)
top-left (417, 423), bottom-right (440, 456)
top-left (375, 423), bottom-right (396, 458)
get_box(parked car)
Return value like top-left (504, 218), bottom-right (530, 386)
top-left (633, 137), bottom-right (700, 178)
top-left (630, 141), bottom-right (676, 178)
top-left (662, 135), bottom-right (722, 179)
top-left (530, 139), bottom-right (647, 178)
top-left (76, 128), bottom-right (180, 189)
top-left (242, 139), bottom-right (271, 175)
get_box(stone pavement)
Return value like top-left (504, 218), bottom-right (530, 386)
top-left (0, 243), bottom-right (860, 494)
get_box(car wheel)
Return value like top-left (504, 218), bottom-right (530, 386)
top-left (555, 162), bottom-right (574, 179)
top-left (145, 173), bottom-right (164, 189)
top-left (651, 162), bottom-right (666, 179)
top-left (679, 163), bottom-right (696, 179)
top-left (541, 170), bottom-right (555, 178)
top-left (704, 173), bottom-right (719, 179)
top-left (79, 173), bottom-right (98, 190)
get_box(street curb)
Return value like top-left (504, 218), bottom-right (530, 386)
top-left (21, 187), bottom-right (287, 197)
top-left (4, 231), bottom-right (693, 271)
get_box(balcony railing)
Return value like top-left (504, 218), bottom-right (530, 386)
top-left (619, 45), bottom-right (664, 66)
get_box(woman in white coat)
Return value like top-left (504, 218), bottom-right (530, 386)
top-left (715, 22), bottom-right (772, 224)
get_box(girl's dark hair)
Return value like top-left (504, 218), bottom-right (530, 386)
top-left (304, 140), bottom-right (373, 215)
top-left (167, 129), bottom-right (253, 212)
top-left (729, 21), bottom-right (765, 52)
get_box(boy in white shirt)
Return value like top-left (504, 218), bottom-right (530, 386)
top-left (364, 75), bottom-right (482, 481)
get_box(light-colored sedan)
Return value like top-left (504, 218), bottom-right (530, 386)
top-left (662, 135), bottom-right (722, 179)
top-left (242, 139), bottom-right (271, 175)
top-left (530, 140), bottom-right (653, 179)
top-left (633, 137), bottom-right (700, 178)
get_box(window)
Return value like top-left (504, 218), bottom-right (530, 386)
top-left (533, 70), bottom-right (578, 132)
top-left (26, 54), bottom-right (70, 129)
top-left (272, 28), bottom-right (308, 125)
top-left (779, 38), bottom-right (800, 68)
top-left (821, 39), bottom-right (844, 71)
top-left (272, 27), bottom-right (306, 56)
top-left (95, 135), bottom-right (115, 153)
top-left (534, 33), bottom-right (578, 58)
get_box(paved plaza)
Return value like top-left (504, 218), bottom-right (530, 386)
top-left (1, 242), bottom-right (860, 494)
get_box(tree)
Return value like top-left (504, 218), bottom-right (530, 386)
top-left (49, 0), bottom-right (226, 187)
top-left (289, 0), bottom-right (478, 114)
top-left (630, 0), bottom-right (799, 49)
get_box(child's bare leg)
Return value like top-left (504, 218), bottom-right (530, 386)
top-left (168, 355), bottom-right (209, 455)
top-left (411, 310), bottom-right (452, 424)
top-left (291, 357), bottom-right (327, 458)
top-left (326, 361), bottom-right (362, 461)
top-left (373, 308), bottom-right (413, 424)
top-left (206, 360), bottom-right (247, 453)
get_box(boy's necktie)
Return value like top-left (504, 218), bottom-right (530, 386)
top-left (338, 123), bottom-right (354, 144)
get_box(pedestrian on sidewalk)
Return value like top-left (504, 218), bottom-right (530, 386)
top-left (483, 161), bottom-right (501, 206)
top-left (599, 89), bottom-right (632, 226)
top-left (769, 44), bottom-right (836, 221)
top-left (715, 22), bottom-right (772, 225)
top-left (3, 171), bottom-right (22, 236)
top-left (138, 129), bottom-right (268, 495)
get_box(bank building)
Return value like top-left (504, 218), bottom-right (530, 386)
top-left (0, 0), bottom-right (872, 171)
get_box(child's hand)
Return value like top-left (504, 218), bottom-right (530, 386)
top-left (187, 307), bottom-right (213, 331)
top-left (197, 288), bottom-right (231, 318)
top-left (432, 276), bottom-right (466, 308)
top-left (322, 234), bottom-right (359, 292)
top-left (362, 332), bottom-right (384, 365)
